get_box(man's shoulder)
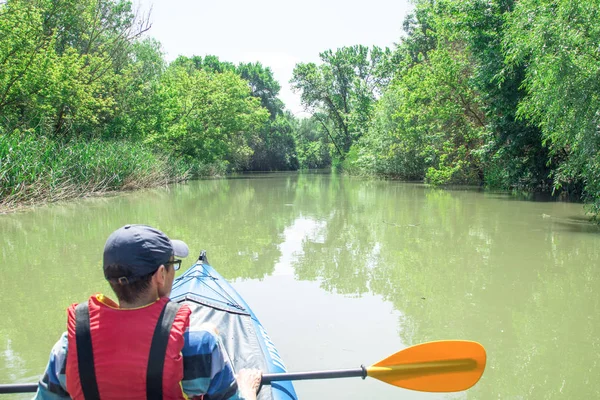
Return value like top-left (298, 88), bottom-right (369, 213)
top-left (48, 332), bottom-right (69, 364)
top-left (55, 332), bottom-right (69, 348)
top-left (65, 294), bottom-right (106, 312)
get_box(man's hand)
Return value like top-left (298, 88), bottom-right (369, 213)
top-left (236, 368), bottom-right (262, 400)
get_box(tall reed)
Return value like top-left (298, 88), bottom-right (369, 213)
top-left (0, 131), bottom-right (204, 211)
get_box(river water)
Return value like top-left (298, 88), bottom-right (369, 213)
top-left (1, 172), bottom-right (599, 399)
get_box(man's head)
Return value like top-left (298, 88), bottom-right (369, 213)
top-left (103, 224), bottom-right (189, 303)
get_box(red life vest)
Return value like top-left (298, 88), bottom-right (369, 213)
top-left (65, 294), bottom-right (191, 400)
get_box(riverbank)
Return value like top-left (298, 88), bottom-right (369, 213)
top-left (0, 132), bottom-right (224, 214)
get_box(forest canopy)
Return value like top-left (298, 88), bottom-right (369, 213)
top-left (1, 0), bottom-right (600, 217)
top-left (292, 0), bottom-right (600, 217)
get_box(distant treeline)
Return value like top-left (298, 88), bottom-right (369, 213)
top-left (2, 0), bottom-right (600, 218)
top-left (292, 0), bottom-right (600, 218)
top-left (0, 0), bottom-right (322, 209)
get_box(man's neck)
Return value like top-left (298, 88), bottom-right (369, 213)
top-left (119, 291), bottom-right (161, 309)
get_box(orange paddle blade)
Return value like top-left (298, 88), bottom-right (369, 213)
top-left (366, 340), bottom-right (486, 392)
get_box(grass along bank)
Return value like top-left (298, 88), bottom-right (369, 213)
top-left (0, 131), bottom-right (222, 213)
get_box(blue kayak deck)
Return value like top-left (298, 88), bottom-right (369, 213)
top-left (170, 253), bottom-right (298, 400)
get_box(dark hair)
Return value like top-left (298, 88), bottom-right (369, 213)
top-left (105, 265), bottom-right (157, 303)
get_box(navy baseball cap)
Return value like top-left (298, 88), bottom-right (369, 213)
top-left (103, 224), bottom-right (189, 284)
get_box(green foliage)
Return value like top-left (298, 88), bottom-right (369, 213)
top-left (171, 55), bottom-right (236, 74)
top-left (5, 0), bottom-right (600, 218)
top-left (105, 38), bottom-right (166, 140)
top-left (340, 145), bottom-right (360, 174)
top-left (237, 62), bottom-right (284, 119)
top-left (450, 0), bottom-right (552, 190)
top-left (236, 62), bottom-right (297, 171)
top-left (348, 0), bottom-right (583, 197)
top-left (350, 87), bottom-right (425, 179)
top-left (247, 112), bottom-right (299, 171)
top-left (0, 0), bottom-right (292, 209)
top-left (145, 64), bottom-right (269, 170)
top-left (294, 118), bottom-right (331, 169)
top-left (291, 45), bottom-right (392, 158)
top-left (0, 0), bottom-right (149, 138)
top-left (505, 0), bottom-right (600, 212)
top-left (0, 0), bottom-right (55, 121)
top-left (170, 56), bottom-right (297, 172)
top-left (354, 40), bottom-right (484, 185)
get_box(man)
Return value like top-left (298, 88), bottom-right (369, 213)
top-left (35, 224), bottom-right (262, 400)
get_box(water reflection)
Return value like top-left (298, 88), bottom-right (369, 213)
top-left (1, 173), bottom-right (599, 399)
top-left (287, 176), bottom-right (600, 399)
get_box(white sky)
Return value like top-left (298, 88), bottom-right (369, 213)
top-left (133, 0), bottom-right (413, 116)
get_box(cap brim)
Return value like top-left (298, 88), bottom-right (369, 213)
top-left (171, 239), bottom-right (189, 258)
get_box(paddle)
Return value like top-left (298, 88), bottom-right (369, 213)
top-left (263, 340), bottom-right (486, 392)
top-left (0, 340), bottom-right (485, 394)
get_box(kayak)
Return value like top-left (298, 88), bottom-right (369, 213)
top-left (170, 251), bottom-right (298, 400)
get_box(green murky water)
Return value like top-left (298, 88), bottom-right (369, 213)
top-left (1, 173), bottom-right (599, 399)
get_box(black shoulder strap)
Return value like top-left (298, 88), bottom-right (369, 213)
top-left (75, 302), bottom-right (100, 400)
top-left (146, 301), bottom-right (182, 400)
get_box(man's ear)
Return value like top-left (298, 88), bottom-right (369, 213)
top-left (154, 265), bottom-right (167, 287)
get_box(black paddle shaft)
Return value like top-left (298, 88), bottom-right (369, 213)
top-left (262, 366), bottom-right (367, 384)
top-left (1, 367), bottom-right (368, 393)
top-left (0, 383), bottom-right (38, 394)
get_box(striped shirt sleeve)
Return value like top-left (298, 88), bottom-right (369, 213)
top-left (34, 332), bottom-right (70, 400)
top-left (181, 327), bottom-right (241, 400)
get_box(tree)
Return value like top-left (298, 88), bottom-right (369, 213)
top-left (0, 0), bottom-right (58, 132)
top-left (105, 37), bottom-right (166, 140)
top-left (291, 45), bottom-right (392, 160)
top-left (0, 0), bottom-right (151, 138)
top-left (168, 57), bottom-right (296, 171)
top-left (294, 117), bottom-right (331, 169)
top-left (355, 43), bottom-right (485, 184)
top-left (236, 62), bottom-right (296, 171)
top-left (445, 0), bottom-right (552, 189)
top-left (146, 65), bottom-right (269, 170)
top-left (170, 54), bottom-right (236, 74)
top-left (237, 62), bottom-right (284, 119)
top-left (505, 0), bottom-right (600, 214)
